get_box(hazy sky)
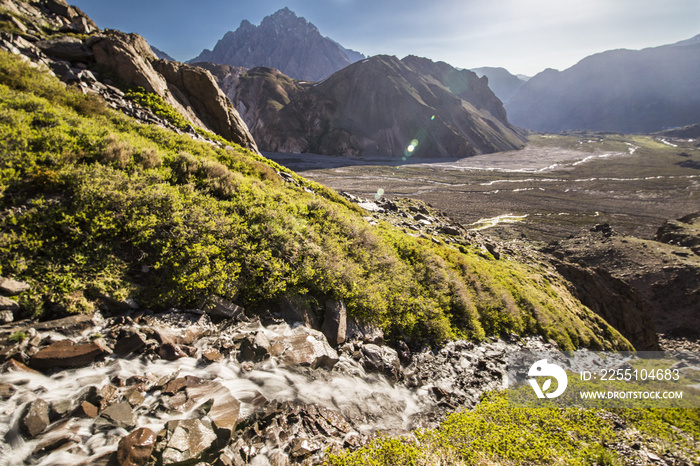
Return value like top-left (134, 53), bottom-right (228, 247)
top-left (71, 0), bottom-right (699, 77)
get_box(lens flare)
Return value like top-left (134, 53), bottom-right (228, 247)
top-left (374, 188), bottom-right (385, 200)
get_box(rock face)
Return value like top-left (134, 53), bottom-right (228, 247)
top-left (0, 0), bottom-right (258, 152)
top-left (205, 55), bottom-right (525, 157)
top-left (553, 260), bottom-right (660, 351)
top-left (190, 8), bottom-right (364, 82)
top-left (655, 212), bottom-right (700, 256)
top-left (506, 35), bottom-right (700, 133)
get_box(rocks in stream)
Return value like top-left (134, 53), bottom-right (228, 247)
top-left (0, 296), bottom-right (563, 465)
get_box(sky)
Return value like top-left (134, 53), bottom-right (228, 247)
top-left (71, 0), bottom-right (700, 77)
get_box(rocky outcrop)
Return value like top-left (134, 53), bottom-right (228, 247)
top-left (190, 7), bottom-right (365, 82)
top-left (546, 219), bottom-right (700, 345)
top-left (552, 260), bottom-right (660, 350)
top-left (655, 212), bottom-right (700, 256)
top-left (0, 0), bottom-right (258, 152)
top-left (207, 55), bottom-right (525, 157)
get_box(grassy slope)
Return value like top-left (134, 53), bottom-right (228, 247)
top-left (0, 50), bottom-right (630, 350)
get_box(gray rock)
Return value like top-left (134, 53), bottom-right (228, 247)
top-left (162, 419), bottom-right (217, 465)
top-left (361, 344), bottom-right (402, 382)
top-left (268, 294), bottom-right (319, 328)
top-left (37, 36), bottom-right (93, 61)
top-left (237, 332), bottom-right (271, 362)
top-left (21, 399), bottom-right (50, 438)
top-left (97, 401), bottom-right (135, 429)
top-left (280, 327), bottom-right (339, 369)
top-left (0, 296), bottom-right (19, 312)
top-left (346, 317), bottom-right (384, 345)
top-left (0, 310), bottom-right (14, 324)
top-left (0, 277), bottom-right (30, 295)
top-left (204, 295), bottom-right (245, 320)
top-left (321, 299), bottom-right (347, 346)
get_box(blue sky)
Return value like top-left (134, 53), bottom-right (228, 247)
top-left (71, 0), bottom-right (699, 76)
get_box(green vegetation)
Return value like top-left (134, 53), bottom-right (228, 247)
top-left (328, 391), bottom-right (700, 465)
top-left (0, 50), bottom-right (630, 348)
top-left (8, 330), bottom-right (28, 343)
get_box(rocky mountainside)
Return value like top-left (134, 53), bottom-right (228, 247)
top-left (471, 66), bottom-right (527, 103)
top-left (190, 7), bottom-right (365, 82)
top-left (202, 55), bottom-right (526, 157)
top-left (0, 0), bottom-right (258, 151)
top-left (150, 45), bottom-right (175, 61)
top-left (506, 35), bottom-right (700, 133)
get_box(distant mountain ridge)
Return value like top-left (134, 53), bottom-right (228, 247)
top-left (202, 55), bottom-right (526, 158)
top-left (471, 67), bottom-right (527, 103)
top-left (190, 8), bottom-right (365, 82)
top-left (505, 35), bottom-right (700, 133)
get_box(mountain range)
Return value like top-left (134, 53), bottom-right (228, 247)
top-left (199, 56), bottom-right (525, 158)
top-left (505, 35), bottom-right (700, 133)
top-left (189, 7), bottom-right (364, 82)
top-left (470, 67), bottom-right (527, 103)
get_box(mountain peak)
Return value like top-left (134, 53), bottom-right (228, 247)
top-left (189, 8), bottom-right (364, 81)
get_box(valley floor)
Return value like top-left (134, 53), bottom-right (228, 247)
top-left (267, 133), bottom-right (700, 244)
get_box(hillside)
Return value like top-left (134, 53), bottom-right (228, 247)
top-left (190, 7), bottom-right (365, 82)
top-left (204, 55), bottom-right (526, 158)
top-left (506, 35), bottom-right (700, 133)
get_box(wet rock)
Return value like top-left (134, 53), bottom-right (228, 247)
top-left (162, 419), bottom-right (217, 465)
top-left (114, 329), bottom-right (147, 356)
top-left (74, 400), bottom-right (98, 418)
top-left (162, 375), bottom-right (205, 395)
top-left (96, 401), bottom-right (135, 429)
top-left (117, 427), bottom-right (157, 466)
top-left (201, 348), bottom-right (223, 363)
top-left (29, 339), bottom-right (110, 370)
top-left (204, 294), bottom-right (245, 320)
top-left (185, 381), bottom-right (241, 437)
top-left (0, 382), bottom-right (15, 399)
top-left (237, 332), bottom-right (271, 363)
top-left (30, 314), bottom-right (94, 335)
top-left (280, 328), bottom-right (339, 369)
top-left (0, 296), bottom-right (19, 313)
top-left (3, 358), bottom-right (41, 374)
top-left (360, 344), bottom-right (402, 382)
top-left (21, 399), bottom-right (50, 438)
top-left (321, 298), bottom-right (347, 346)
top-left (49, 399), bottom-right (73, 421)
top-left (0, 277), bottom-right (30, 295)
top-left (157, 342), bottom-right (188, 361)
top-left (32, 432), bottom-right (81, 457)
top-left (291, 437), bottom-right (323, 459)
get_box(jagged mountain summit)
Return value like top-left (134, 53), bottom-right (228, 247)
top-left (202, 55), bottom-right (526, 158)
top-left (505, 35), bottom-right (700, 133)
top-left (190, 7), bottom-right (365, 82)
top-left (471, 67), bottom-right (527, 103)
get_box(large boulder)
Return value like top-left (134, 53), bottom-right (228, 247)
top-left (273, 326), bottom-right (339, 369)
top-left (37, 36), bottom-right (93, 61)
top-left (28, 339), bottom-right (111, 370)
top-left (360, 344), bottom-right (402, 382)
top-left (321, 299), bottom-right (346, 347)
top-left (0, 277), bottom-right (30, 295)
